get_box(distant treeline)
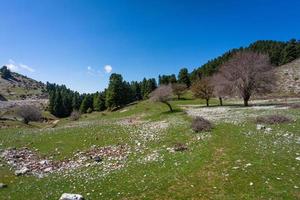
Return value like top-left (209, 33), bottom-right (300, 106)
top-left (190, 39), bottom-right (300, 80)
top-left (46, 75), bottom-right (157, 117)
top-left (48, 38), bottom-right (300, 117)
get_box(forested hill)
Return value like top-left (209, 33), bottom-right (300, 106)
top-left (190, 39), bottom-right (300, 80)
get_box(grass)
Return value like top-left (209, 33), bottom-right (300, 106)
top-left (0, 97), bottom-right (300, 199)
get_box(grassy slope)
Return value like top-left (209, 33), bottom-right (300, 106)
top-left (0, 97), bottom-right (299, 200)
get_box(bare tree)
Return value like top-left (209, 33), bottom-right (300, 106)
top-left (211, 73), bottom-right (231, 106)
top-left (172, 83), bottom-right (187, 100)
top-left (218, 51), bottom-right (275, 106)
top-left (191, 78), bottom-right (214, 106)
top-left (150, 84), bottom-right (173, 112)
top-left (17, 105), bottom-right (42, 124)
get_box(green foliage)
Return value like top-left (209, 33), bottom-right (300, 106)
top-left (190, 39), bottom-right (300, 82)
top-left (177, 68), bottom-right (191, 87)
top-left (141, 78), bottom-right (157, 99)
top-left (158, 74), bottom-right (177, 85)
top-left (0, 66), bottom-right (12, 79)
top-left (93, 92), bottom-right (106, 111)
top-left (105, 73), bottom-right (126, 109)
top-left (80, 94), bottom-right (93, 113)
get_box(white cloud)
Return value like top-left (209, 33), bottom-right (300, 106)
top-left (104, 65), bottom-right (112, 73)
top-left (6, 59), bottom-right (35, 73)
top-left (19, 63), bottom-right (35, 72)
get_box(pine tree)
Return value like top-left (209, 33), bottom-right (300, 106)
top-left (53, 90), bottom-right (65, 117)
top-left (0, 66), bottom-right (12, 79)
top-left (105, 73), bottom-right (125, 109)
top-left (178, 68), bottom-right (191, 87)
top-left (80, 95), bottom-right (93, 113)
top-left (280, 39), bottom-right (298, 65)
top-left (93, 92), bottom-right (106, 111)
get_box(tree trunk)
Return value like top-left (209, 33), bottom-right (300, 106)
top-left (163, 101), bottom-right (173, 112)
top-left (177, 95), bottom-right (180, 100)
top-left (219, 97), bottom-right (223, 106)
top-left (243, 97), bottom-right (250, 106)
top-left (206, 99), bottom-right (209, 107)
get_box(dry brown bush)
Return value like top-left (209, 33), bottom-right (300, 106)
top-left (70, 110), bottom-right (81, 121)
top-left (16, 105), bottom-right (42, 124)
top-left (191, 117), bottom-right (213, 132)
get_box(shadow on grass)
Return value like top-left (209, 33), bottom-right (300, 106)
top-left (161, 108), bottom-right (183, 115)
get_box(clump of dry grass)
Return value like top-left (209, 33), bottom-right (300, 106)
top-left (256, 114), bottom-right (292, 125)
top-left (191, 117), bottom-right (213, 132)
top-left (70, 110), bottom-right (81, 121)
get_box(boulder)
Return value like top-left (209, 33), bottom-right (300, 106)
top-left (59, 193), bottom-right (84, 200)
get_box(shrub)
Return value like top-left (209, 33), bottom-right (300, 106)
top-left (87, 107), bottom-right (93, 113)
top-left (174, 143), bottom-right (188, 152)
top-left (70, 110), bottom-right (81, 121)
top-left (191, 117), bottom-right (212, 132)
top-left (16, 105), bottom-right (42, 124)
top-left (256, 115), bottom-right (292, 124)
top-left (290, 103), bottom-right (300, 109)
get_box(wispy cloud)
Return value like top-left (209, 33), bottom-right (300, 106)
top-left (6, 59), bottom-right (35, 73)
top-left (104, 65), bottom-right (112, 73)
top-left (86, 64), bottom-right (113, 76)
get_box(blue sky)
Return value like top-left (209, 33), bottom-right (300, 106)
top-left (0, 0), bottom-right (300, 93)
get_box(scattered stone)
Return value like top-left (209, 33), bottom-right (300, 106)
top-left (59, 193), bottom-right (84, 200)
top-left (296, 157), bottom-right (300, 161)
top-left (0, 183), bottom-right (7, 188)
top-left (94, 156), bottom-right (102, 163)
top-left (265, 127), bottom-right (272, 132)
top-left (249, 182), bottom-right (253, 186)
top-left (15, 167), bottom-right (29, 176)
top-left (256, 124), bottom-right (265, 130)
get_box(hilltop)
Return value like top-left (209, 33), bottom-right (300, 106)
top-left (0, 70), bottom-right (47, 100)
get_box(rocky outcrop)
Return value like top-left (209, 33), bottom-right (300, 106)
top-left (275, 58), bottom-right (300, 95)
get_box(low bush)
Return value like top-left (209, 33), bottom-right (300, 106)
top-left (290, 103), bottom-right (300, 109)
top-left (174, 143), bottom-right (188, 152)
top-left (16, 105), bottom-right (42, 124)
top-left (70, 110), bottom-right (81, 121)
top-left (191, 117), bottom-right (212, 132)
top-left (256, 114), bottom-right (292, 124)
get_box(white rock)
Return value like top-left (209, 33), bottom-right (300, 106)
top-left (265, 127), bottom-right (272, 132)
top-left (15, 167), bottom-right (29, 176)
top-left (256, 124), bottom-right (265, 130)
top-left (39, 160), bottom-right (49, 165)
top-left (296, 157), bottom-right (300, 161)
top-left (59, 193), bottom-right (84, 200)
top-left (43, 167), bottom-right (52, 173)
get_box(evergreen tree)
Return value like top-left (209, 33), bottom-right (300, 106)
top-left (0, 66), bottom-right (12, 79)
top-left (93, 92), bottom-right (106, 111)
top-left (281, 39), bottom-right (299, 65)
top-left (105, 73), bottom-right (125, 109)
top-left (80, 95), bottom-right (93, 113)
top-left (52, 90), bottom-right (65, 117)
top-left (72, 92), bottom-right (81, 111)
top-left (178, 68), bottom-right (191, 87)
top-left (130, 81), bottom-right (142, 101)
